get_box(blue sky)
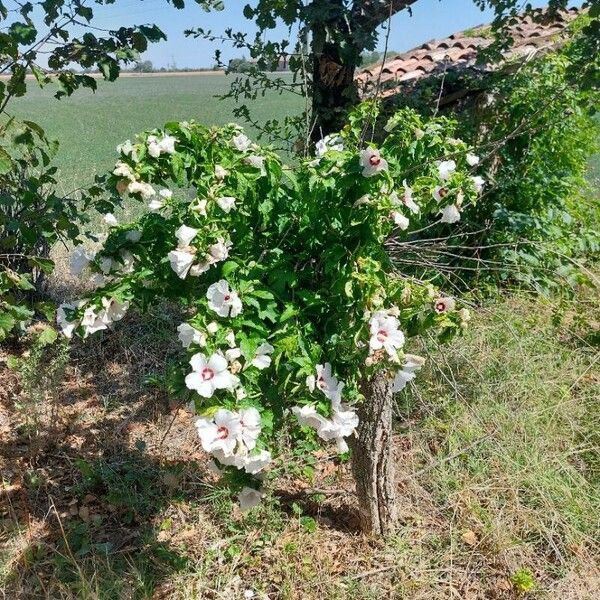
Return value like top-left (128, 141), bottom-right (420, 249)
top-left (86, 0), bottom-right (580, 69)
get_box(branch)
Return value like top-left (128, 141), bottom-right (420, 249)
top-left (351, 0), bottom-right (418, 31)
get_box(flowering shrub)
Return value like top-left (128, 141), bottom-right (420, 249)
top-left (59, 105), bottom-right (482, 510)
top-left (0, 120), bottom-right (88, 341)
top-left (455, 30), bottom-right (600, 293)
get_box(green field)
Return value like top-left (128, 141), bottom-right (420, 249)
top-left (11, 74), bottom-right (302, 193)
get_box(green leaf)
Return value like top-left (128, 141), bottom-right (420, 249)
top-left (9, 21), bottom-right (37, 45)
top-left (37, 326), bottom-right (58, 347)
top-left (28, 256), bottom-right (54, 274)
top-left (251, 289), bottom-right (274, 300)
top-left (221, 261), bottom-right (239, 277)
top-left (0, 146), bottom-right (12, 174)
top-left (0, 311), bottom-right (16, 335)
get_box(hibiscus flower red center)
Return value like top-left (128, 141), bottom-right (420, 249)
top-left (201, 367), bottom-right (215, 381)
top-left (377, 329), bottom-right (388, 342)
top-left (438, 187), bottom-right (448, 198)
top-left (216, 426), bottom-right (228, 439)
top-left (435, 302), bottom-right (446, 313)
top-left (317, 376), bottom-right (327, 389)
top-left (369, 154), bottom-right (381, 166)
top-left (223, 294), bottom-right (231, 301)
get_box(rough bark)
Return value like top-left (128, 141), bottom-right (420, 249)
top-left (310, 43), bottom-right (358, 140)
top-left (351, 370), bottom-right (397, 536)
top-left (310, 3), bottom-right (359, 141)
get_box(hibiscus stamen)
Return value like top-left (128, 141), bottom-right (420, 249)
top-left (369, 155), bottom-right (381, 166)
top-left (216, 426), bottom-right (228, 439)
top-left (201, 367), bottom-right (215, 381)
top-left (376, 329), bottom-right (388, 342)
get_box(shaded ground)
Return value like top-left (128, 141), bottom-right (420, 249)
top-left (1, 290), bottom-right (599, 599)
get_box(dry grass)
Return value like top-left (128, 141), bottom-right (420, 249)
top-left (1, 286), bottom-right (599, 599)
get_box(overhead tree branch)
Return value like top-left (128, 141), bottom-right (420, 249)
top-left (351, 0), bottom-right (418, 31)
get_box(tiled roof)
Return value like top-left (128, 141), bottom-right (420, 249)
top-left (356, 6), bottom-right (582, 99)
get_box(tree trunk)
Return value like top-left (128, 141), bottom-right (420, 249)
top-left (310, 6), bottom-right (359, 142)
top-left (351, 370), bottom-right (397, 536)
top-left (311, 46), bottom-right (358, 141)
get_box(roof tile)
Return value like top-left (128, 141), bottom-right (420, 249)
top-left (357, 6), bottom-right (581, 99)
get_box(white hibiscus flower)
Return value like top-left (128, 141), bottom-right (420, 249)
top-left (433, 185), bottom-right (449, 202)
top-left (56, 302), bottom-right (82, 338)
top-left (359, 147), bottom-right (388, 177)
top-left (89, 273), bottom-right (107, 288)
top-left (81, 306), bottom-right (109, 338)
top-left (148, 197), bottom-right (165, 212)
top-left (148, 134), bottom-right (176, 157)
top-left (312, 363), bottom-right (344, 406)
top-left (195, 409), bottom-right (242, 454)
top-left (70, 247), bottom-right (95, 276)
top-left (391, 211), bottom-right (409, 230)
top-left (116, 140), bottom-right (133, 156)
top-left (206, 280), bottom-right (243, 317)
top-left (159, 135), bottom-right (176, 154)
top-left (177, 323), bottom-right (207, 348)
top-left (147, 135), bottom-right (161, 158)
top-left (216, 196), bottom-right (236, 213)
top-left (251, 342), bottom-right (274, 369)
top-left (215, 164), bottom-right (228, 180)
top-left (232, 133), bottom-right (251, 151)
top-left (440, 204), bottom-right (461, 223)
top-left (438, 160), bottom-right (456, 181)
top-left (315, 134), bottom-right (344, 158)
top-left (369, 311), bottom-right (405, 360)
top-left (317, 407), bottom-right (359, 453)
top-left (103, 213), bottom-right (118, 227)
top-left (168, 249), bottom-right (195, 279)
top-left (466, 153), bottom-right (480, 166)
top-left (472, 176), bottom-right (485, 194)
top-left (225, 347), bottom-right (242, 362)
top-left (402, 180), bottom-right (420, 213)
top-left (100, 297), bottom-right (129, 324)
top-left (98, 256), bottom-right (114, 275)
top-left (292, 402), bottom-right (358, 454)
top-left (175, 225), bottom-right (198, 248)
top-left (128, 180), bottom-right (156, 199)
top-left (245, 155), bottom-right (266, 175)
top-left (189, 262), bottom-right (211, 277)
top-left (239, 407), bottom-right (261, 450)
top-left (185, 353), bottom-right (239, 398)
top-left (292, 405), bottom-right (330, 430)
top-left (208, 238), bottom-right (231, 264)
top-left (434, 296), bottom-right (456, 314)
top-left (125, 230), bottom-right (142, 243)
top-left (113, 161), bottom-right (134, 180)
top-left (392, 353), bottom-right (426, 393)
top-left (242, 449), bottom-right (272, 475)
top-left (192, 198), bottom-right (208, 216)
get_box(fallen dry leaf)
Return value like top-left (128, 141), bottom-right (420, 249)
top-left (461, 529), bottom-right (478, 546)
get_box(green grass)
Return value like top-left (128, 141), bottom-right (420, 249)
top-left (2, 290), bottom-right (599, 599)
top-left (10, 74), bottom-right (302, 194)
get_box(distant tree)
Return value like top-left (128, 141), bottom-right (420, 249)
top-left (361, 50), bottom-right (382, 66)
top-left (227, 57), bottom-right (253, 73)
top-left (133, 60), bottom-right (155, 73)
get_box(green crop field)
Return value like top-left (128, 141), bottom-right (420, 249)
top-left (11, 73), bottom-right (303, 194)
